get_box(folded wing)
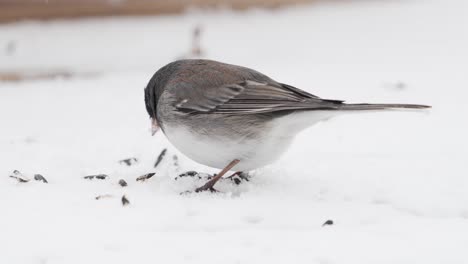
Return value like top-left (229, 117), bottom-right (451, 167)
top-left (175, 80), bottom-right (343, 114)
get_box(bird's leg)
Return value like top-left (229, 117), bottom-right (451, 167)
top-left (195, 159), bottom-right (240, 192)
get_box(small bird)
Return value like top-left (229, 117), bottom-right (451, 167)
top-left (144, 59), bottom-right (430, 192)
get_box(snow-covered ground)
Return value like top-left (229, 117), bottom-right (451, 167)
top-left (1, 0), bottom-right (467, 263)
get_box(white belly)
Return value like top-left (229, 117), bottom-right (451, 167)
top-left (163, 111), bottom-right (337, 171)
top-left (163, 125), bottom-right (291, 171)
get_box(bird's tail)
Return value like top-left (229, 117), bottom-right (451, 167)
top-left (336, 103), bottom-right (431, 111)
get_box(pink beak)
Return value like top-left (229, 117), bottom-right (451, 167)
top-left (151, 119), bottom-right (160, 136)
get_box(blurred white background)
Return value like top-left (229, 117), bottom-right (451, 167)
top-left (1, 0), bottom-right (467, 263)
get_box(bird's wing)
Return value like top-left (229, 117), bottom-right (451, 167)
top-left (175, 80), bottom-right (343, 114)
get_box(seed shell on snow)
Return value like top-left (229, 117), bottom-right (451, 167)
top-left (118, 179), bottom-right (128, 187)
top-left (153, 148), bottom-right (167, 168)
top-left (95, 194), bottom-right (113, 200)
top-left (121, 195), bottom-right (130, 206)
top-left (9, 170), bottom-right (30, 183)
top-left (136, 173), bottom-right (155, 182)
top-left (118, 157), bottom-right (138, 166)
top-left (83, 174), bottom-right (108, 180)
top-left (322, 220), bottom-right (334, 227)
top-left (34, 174), bottom-right (48, 183)
top-left (175, 170), bottom-right (202, 180)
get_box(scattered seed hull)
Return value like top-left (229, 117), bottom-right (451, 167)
top-left (136, 173), bottom-right (155, 182)
top-left (154, 148), bottom-right (167, 168)
top-left (118, 179), bottom-right (128, 187)
top-left (34, 174), bottom-right (48, 183)
top-left (119, 158), bottom-right (138, 166)
top-left (84, 174), bottom-right (108, 180)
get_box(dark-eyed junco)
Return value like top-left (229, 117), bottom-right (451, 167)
top-left (144, 59), bottom-right (430, 192)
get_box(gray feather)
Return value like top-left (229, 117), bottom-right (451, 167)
top-left (146, 59), bottom-right (430, 119)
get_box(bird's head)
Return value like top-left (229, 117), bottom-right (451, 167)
top-left (144, 61), bottom-right (182, 136)
top-left (144, 82), bottom-right (160, 136)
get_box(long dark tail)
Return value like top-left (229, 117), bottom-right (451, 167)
top-left (337, 103), bottom-right (431, 111)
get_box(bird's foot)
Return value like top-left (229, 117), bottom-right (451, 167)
top-left (179, 180), bottom-right (219, 194)
top-left (178, 170), bottom-right (249, 195)
top-left (177, 171), bottom-right (218, 194)
top-left (180, 159), bottom-right (241, 195)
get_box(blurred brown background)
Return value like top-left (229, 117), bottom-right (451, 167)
top-left (0, 0), bottom-right (314, 22)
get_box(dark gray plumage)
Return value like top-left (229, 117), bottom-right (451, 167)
top-left (144, 59), bottom-right (430, 192)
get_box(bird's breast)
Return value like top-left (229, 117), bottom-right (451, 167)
top-left (161, 110), bottom-right (337, 171)
top-left (162, 121), bottom-right (292, 171)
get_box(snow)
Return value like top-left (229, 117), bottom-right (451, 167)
top-left (1, 0), bottom-right (468, 263)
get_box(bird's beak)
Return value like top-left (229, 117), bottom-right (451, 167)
top-left (151, 119), bottom-right (160, 136)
